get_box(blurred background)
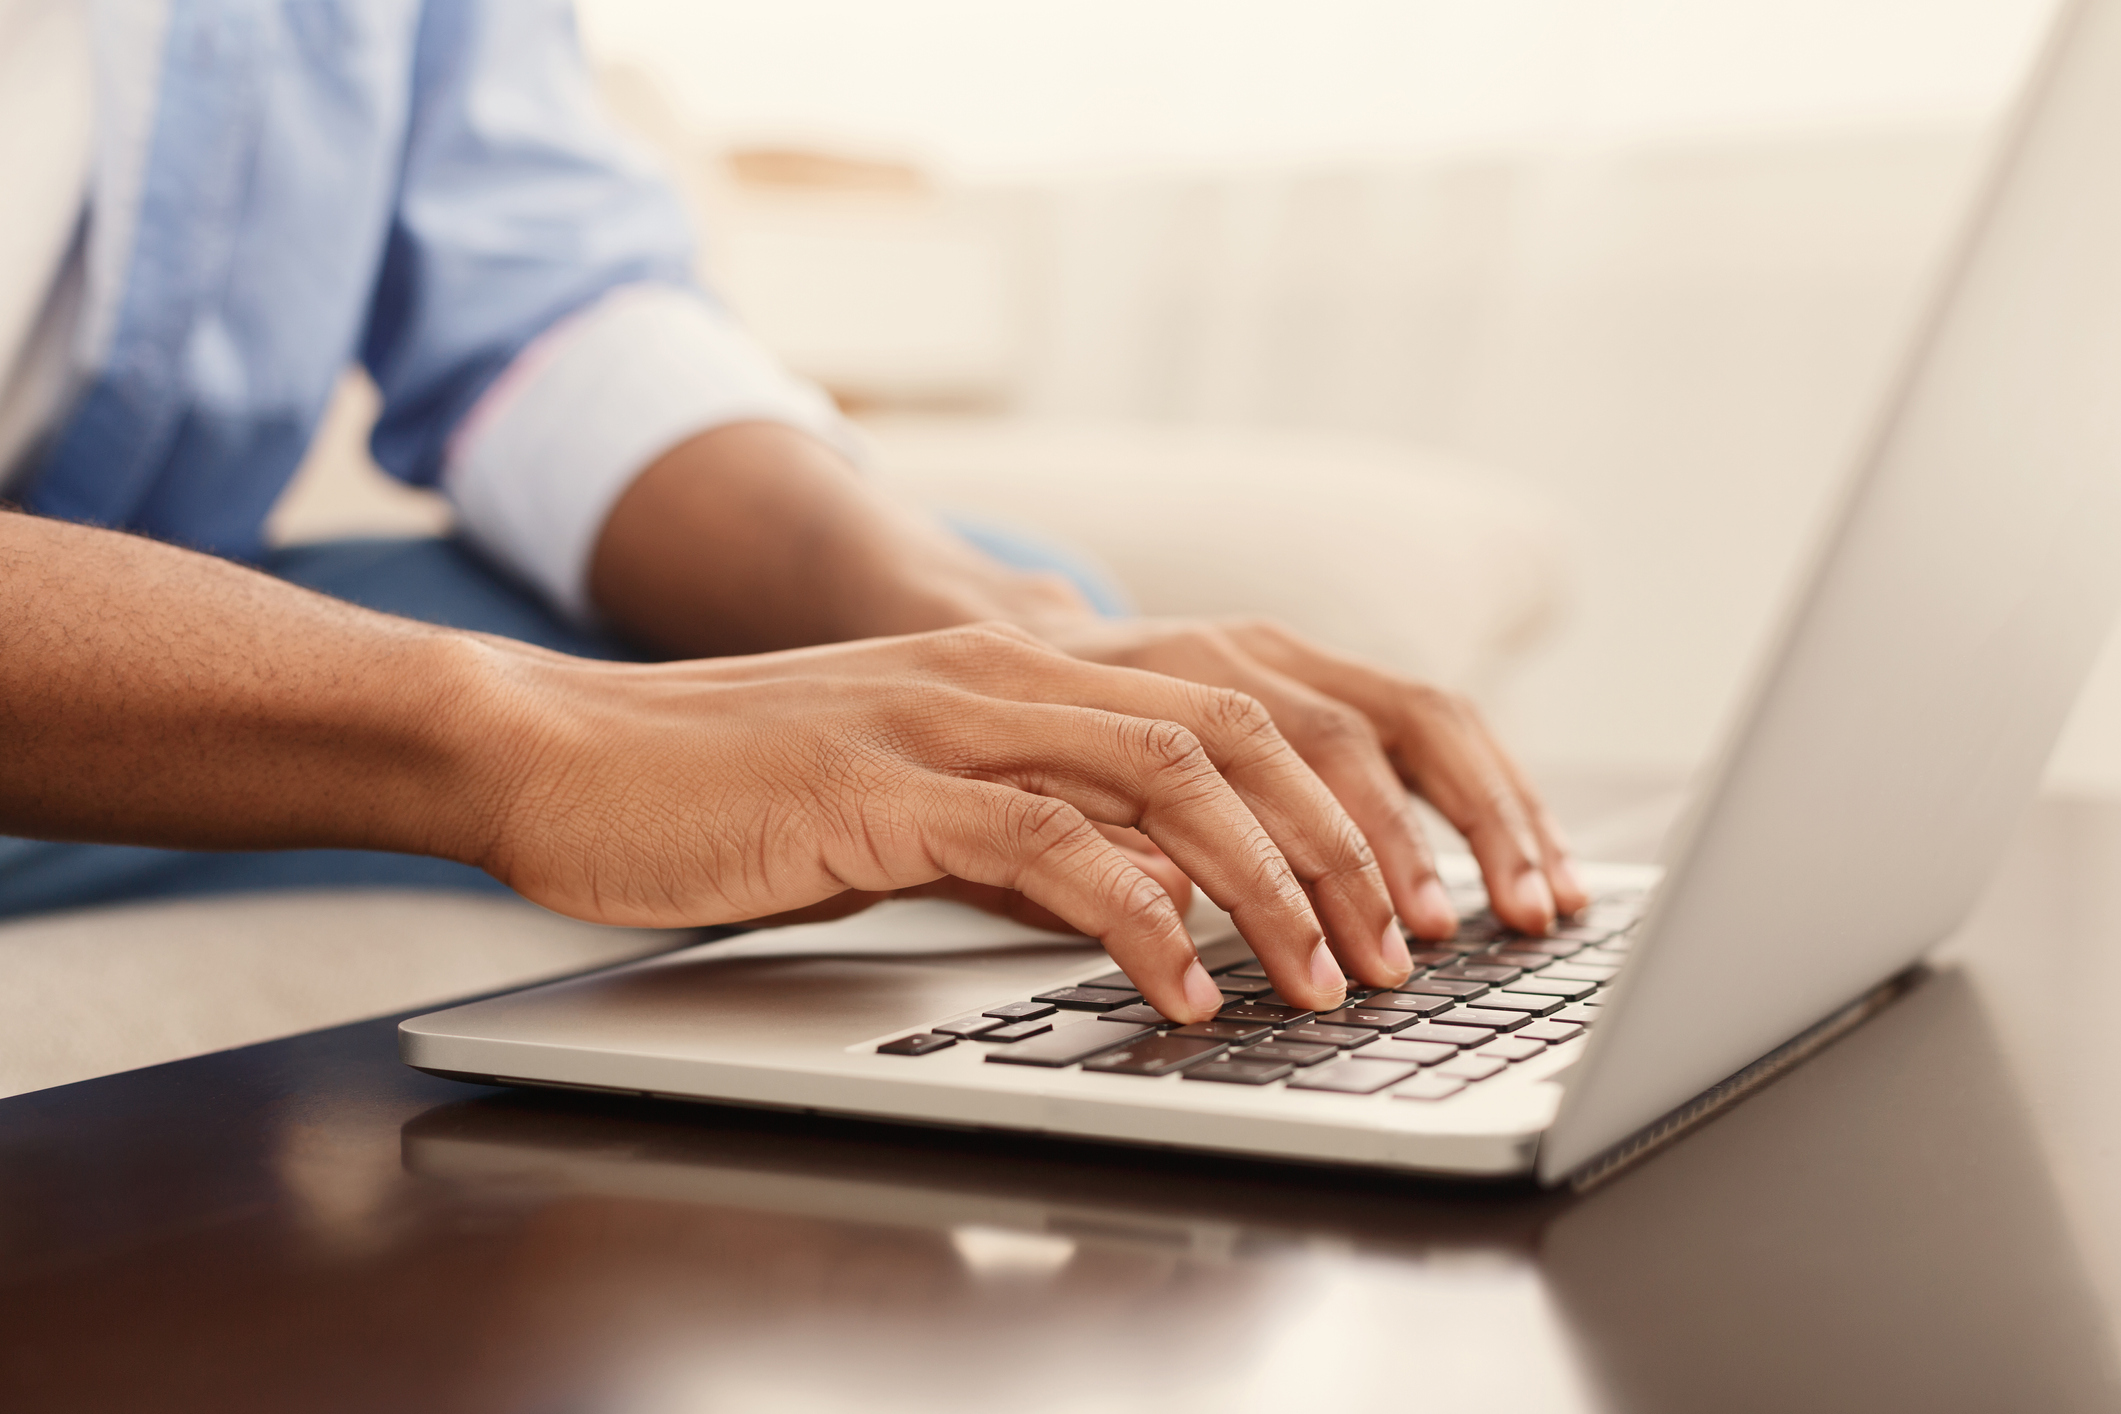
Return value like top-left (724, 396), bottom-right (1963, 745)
top-left (287, 0), bottom-right (2121, 801)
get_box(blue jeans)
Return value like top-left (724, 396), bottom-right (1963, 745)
top-left (0, 521), bottom-right (1129, 919)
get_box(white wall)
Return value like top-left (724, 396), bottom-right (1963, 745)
top-left (577, 0), bottom-right (2055, 175)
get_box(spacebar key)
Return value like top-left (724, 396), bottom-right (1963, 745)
top-left (986, 1020), bottom-right (1154, 1068)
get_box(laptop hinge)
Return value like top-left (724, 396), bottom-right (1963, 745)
top-left (1557, 965), bottom-right (1924, 1193)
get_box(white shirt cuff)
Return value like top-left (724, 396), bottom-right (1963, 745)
top-left (442, 282), bottom-right (857, 624)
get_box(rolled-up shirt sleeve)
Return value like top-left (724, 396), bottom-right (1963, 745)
top-left (441, 281), bottom-right (856, 623)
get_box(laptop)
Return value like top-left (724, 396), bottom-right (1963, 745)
top-left (401, 0), bottom-right (2121, 1188)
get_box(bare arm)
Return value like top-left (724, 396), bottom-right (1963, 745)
top-left (2, 509), bottom-right (1400, 1021)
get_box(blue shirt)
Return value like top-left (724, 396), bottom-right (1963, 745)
top-left (22, 0), bottom-right (841, 615)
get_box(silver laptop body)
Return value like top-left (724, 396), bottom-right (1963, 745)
top-left (401, 0), bottom-right (2121, 1187)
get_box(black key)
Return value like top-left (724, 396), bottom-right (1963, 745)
top-left (1393, 1073), bottom-right (1466, 1101)
top-left (1548, 922), bottom-right (1616, 944)
top-left (1478, 1036), bottom-right (1548, 1062)
top-left (1100, 1003), bottom-right (1178, 1026)
top-left (1185, 1057), bottom-right (1296, 1085)
top-left (1218, 1000), bottom-right (1314, 1027)
top-left (1171, 1020), bottom-right (1275, 1044)
top-left (933, 1014), bottom-right (1006, 1039)
top-left (1430, 962), bottom-right (1521, 984)
top-left (1433, 1006), bottom-right (1529, 1032)
top-left (1391, 1021), bottom-right (1493, 1048)
top-left (1078, 970), bottom-right (1136, 990)
top-left (1311, 1007), bottom-right (1421, 1033)
top-left (1539, 962), bottom-right (1620, 983)
top-left (876, 1032), bottom-right (956, 1056)
top-left (1216, 964), bottom-right (1271, 980)
top-left (1396, 977), bottom-right (1489, 1000)
top-left (1574, 948), bottom-right (1630, 970)
top-left (1359, 991), bottom-right (1457, 1016)
top-left (986, 1020), bottom-right (1152, 1067)
top-left (981, 1018), bottom-right (1056, 1042)
top-left (1553, 1003), bottom-right (1600, 1026)
top-left (1471, 990), bottom-right (1566, 1016)
top-left (981, 1000), bottom-right (1058, 1021)
top-left (1516, 1019), bottom-right (1586, 1044)
top-left (1287, 1059), bottom-right (1419, 1094)
top-left (1485, 951), bottom-right (1556, 972)
top-left (1035, 986), bottom-right (1141, 1011)
top-left (1275, 1023), bottom-right (1377, 1050)
top-left (1508, 976), bottom-right (1597, 999)
top-left (1405, 951), bottom-right (1462, 969)
top-left (1242, 1040), bottom-right (1338, 1068)
top-left (1083, 1035), bottom-right (1230, 1076)
top-left (1436, 1053), bottom-right (1508, 1082)
top-left (1488, 937), bottom-right (1582, 957)
top-left (1364, 1039), bottom-right (1457, 1067)
top-left (1217, 978), bottom-right (1275, 998)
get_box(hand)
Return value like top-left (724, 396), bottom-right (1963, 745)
top-left (1039, 617), bottom-right (1588, 937)
top-left (470, 624), bottom-right (1406, 1021)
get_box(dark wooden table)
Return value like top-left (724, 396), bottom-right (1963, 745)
top-left (6, 796), bottom-right (2121, 1413)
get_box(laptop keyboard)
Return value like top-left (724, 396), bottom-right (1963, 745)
top-left (873, 886), bottom-right (1647, 1103)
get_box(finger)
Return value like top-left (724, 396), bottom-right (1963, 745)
top-left (1220, 621), bottom-right (1567, 933)
top-left (918, 635), bottom-right (1399, 992)
top-left (1472, 717), bottom-right (1590, 918)
top-left (926, 699), bottom-right (1346, 1009)
top-left (892, 780), bottom-right (1231, 1022)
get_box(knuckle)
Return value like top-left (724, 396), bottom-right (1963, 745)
top-left (1007, 793), bottom-right (1086, 853)
top-left (1200, 685), bottom-right (1276, 741)
top-left (1134, 717), bottom-right (1207, 772)
top-left (1301, 701), bottom-right (1378, 756)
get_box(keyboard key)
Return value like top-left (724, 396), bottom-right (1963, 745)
top-left (1311, 1007), bottom-right (1422, 1033)
top-left (1172, 1020), bottom-right (1276, 1044)
top-left (1391, 1022), bottom-right (1493, 1048)
top-left (1436, 1054), bottom-right (1508, 1082)
top-left (1538, 963), bottom-right (1620, 983)
top-left (1216, 977), bottom-right (1275, 998)
top-left (1405, 951), bottom-right (1463, 969)
top-left (1430, 962), bottom-right (1522, 984)
top-left (1476, 1036), bottom-right (1549, 1063)
top-left (1362, 991), bottom-right (1457, 1016)
top-left (1433, 1006), bottom-right (1530, 1032)
top-left (1078, 970), bottom-right (1137, 990)
top-left (1488, 938), bottom-right (1582, 957)
top-left (1216, 964), bottom-right (1271, 980)
top-left (1288, 1059), bottom-right (1419, 1094)
top-left (1396, 978), bottom-right (1489, 1000)
top-left (1035, 986), bottom-right (1142, 1011)
top-left (986, 1020), bottom-right (1152, 1067)
top-left (1469, 990), bottom-right (1565, 1015)
top-left (876, 1033), bottom-right (956, 1056)
top-left (1185, 1057), bottom-right (1296, 1085)
top-left (981, 1001), bottom-right (1058, 1021)
top-left (1276, 1023), bottom-right (1378, 1049)
top-left (1485, 952), bottom-right (1557, 972)
top-left (1394, 1073), bottom-right (1467, 1101)
top-left (1554, 1004), bottom-right (1601, 1026)
top-left (1243, 1040), bottom-right (1338, 1067)
top-left (981, 1018), bottom-right (1057, 1042)
top-left (1574, 948), bottom-right (1630, 969)
top-left (1218, 1000), bottom-right (1315, 1027)
top-left (1363, 1039), bottom-right (1457, 1067)
top-left (1516, 1019), bottom-right (1586, 1044)
top-left (1100, 1003), bottom-right (1178, 1026)
top-left (1508, 976), bottom-right (1597, 999)
top-left (1083, 1035), bottom-right (1230, 1076)
top-left (1549, 922), bottom-right (1618, 944)
top-left (933, 1014), bottom-right (1007, 1039)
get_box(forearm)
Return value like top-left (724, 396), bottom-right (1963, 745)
top-left (0, 512), bottom-right (506, 860)
top-left (587, 422), bottom-right (1093, 657)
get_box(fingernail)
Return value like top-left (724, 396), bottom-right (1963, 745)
top-left (1181, 961), bottom-right (1224, 1020)
top-left (1514, 870), bottom-right (1555, 931)
top-left (1378, 919), bottom-right (1411, 976)
top-left (1308, 940), bottom-right (1346, 1003)
top-left (1411, 878), bottom-right (1456, 937)
top-left (1555, 857), bottom-right (1588, 912)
